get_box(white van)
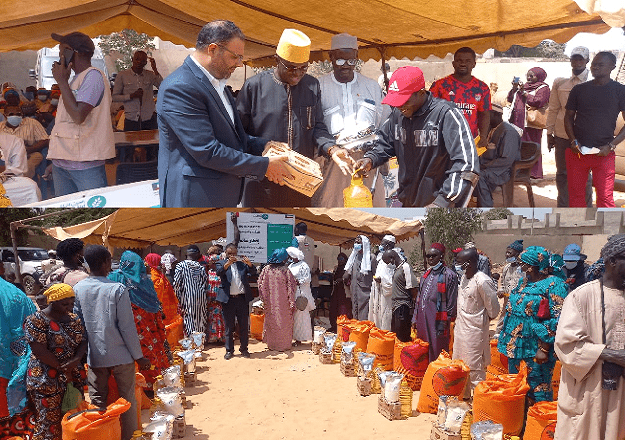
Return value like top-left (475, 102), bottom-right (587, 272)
top-left (29, 45), bottom-right (110, 90)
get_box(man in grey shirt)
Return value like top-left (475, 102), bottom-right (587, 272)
top-left (74, 245), bottom-right (150, 440)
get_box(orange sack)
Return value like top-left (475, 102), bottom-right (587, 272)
top-left (524, 400), bottom-right (557, 440)
top-left (473, 363), bottom-right (530, 436)
top-left (489, 338), bottom-right (508, 371)
top-left (165, 315), bottom-right (184, 348)
top-left (348, 320), bottom-right (374, 351)
top-left (61, 398), bottom-right (131, 440)
top-left (337, 315), bottom-right (355, 342)
top-left (393, 338), bottom-right (429, 391)
top-left (105, 371), bottom-right (146, 428)
top-left (250, 313), bottom-right (264, 341)
top-left (417, 351), bottom-right (470, 414)
top-left (366, 327), bottom-right (396, 371)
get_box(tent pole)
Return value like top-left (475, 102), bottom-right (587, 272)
top-left (378, 47), bottom-right (389, 93)
top-left (10, 222), bottom-right (22, 285)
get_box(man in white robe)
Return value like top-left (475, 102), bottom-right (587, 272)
top-left (314, 33), bottom-right (388, 207)
top-left (453, 248), bottom-right (500, 399)
top-left (369, 235), bottom-right (396, 329)
top-left (555, 234), bottom-right (625, 440)
top-left (0, 133), bottom-right (41, 205)
top-left (287, 247), bottom-right (315, 343)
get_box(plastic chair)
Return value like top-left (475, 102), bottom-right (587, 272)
top-left (501, 141), bottom-right (540, 207)
top-left (114, 160), bottom-right (158, 185)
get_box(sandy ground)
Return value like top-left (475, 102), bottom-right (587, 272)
top-left (144, 338), bottom-right (438, 440)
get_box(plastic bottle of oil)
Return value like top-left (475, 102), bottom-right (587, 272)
top-left (343, 173), bottom-right (372, 207)
top-left (149, 397), bottom-right (164, 416)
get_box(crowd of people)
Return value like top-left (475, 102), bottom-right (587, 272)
top-left (1, 20), bottom-right (623, 207)
top-left (1, 221), bottom-right (625, 438)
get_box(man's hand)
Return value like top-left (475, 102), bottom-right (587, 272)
top-left (265, 156), bottom-right (293, 185)
top-left (231, 212), bottom-right (238, 225)
top-left (149, 57), bottom-right (158, 72)
top-left (534, 348), bottom-right (549, 365)
top-left (570, 139), bottom-right (582, 156)
top-left (130, 88), bottom-right (144, 100)
top-left (547, 134), bottom-right (556, 152)
top-left (476, 136), bottom-right (489, 148)
top-left (242, 256), bottom-right (253, 267)
top-left (597, 143), bottom-right (615, 157)
top-left (330, 147), bottom-right (356, 176)
top-left (353, 158), bottom-right (373, 178)
top-left (52, 57), bottom-right (72, 84)
top-left (136, 357), bottom-right (151, 370)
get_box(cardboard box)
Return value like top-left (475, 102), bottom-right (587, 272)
top-left (262, 142), bottom-right (323, 197)
top-left (430, 424), bottom-right (462, 440)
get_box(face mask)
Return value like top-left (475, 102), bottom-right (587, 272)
top-left (378, 245), bottom-right (385, 252)
top-left (24, 92), bottom-right (34, 101)
top-left (6, 115), bottom-right (22, 127)
top-left (50, 98), bottom-right (59, 106)
top-left (506, 257), bottom-right (516, 263)
top-left (354, 244), bottom-right (362, 251)
top-left (81, 256), bottom-right (90, 272)
top-left (432, 261), bottom-right (442, 270)
top-left (565, 261), bottom-right (577, 270)
top-left (386, 263), bottom-right (396, 271)
top-left (38, 94), bottom-right (47, 101)
top-left (455, 265), bottom-right (463, 272)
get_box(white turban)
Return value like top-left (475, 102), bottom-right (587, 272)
top-left (286, 246), bottom-right (305, 261)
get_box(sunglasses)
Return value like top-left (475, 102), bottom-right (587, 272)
top-left (425, 253), bottom-right (439, 259)
top-left (217, 44), bottom-right (244, 62)
top-left (277, 58), bottom-right (309, 73)
top-left (335, 58), bottom-right (358, 66)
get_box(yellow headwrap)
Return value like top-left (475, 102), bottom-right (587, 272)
top-left (44, 283), bottom-right (75, 302)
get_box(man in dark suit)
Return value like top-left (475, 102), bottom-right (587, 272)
top-left (157, 20), bottom-right (291, 207)
top-left (215, 242), bottom-right (257, 360)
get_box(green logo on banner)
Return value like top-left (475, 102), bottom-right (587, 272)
top-left (87, 196), bottom-right (106, 207)
top-left (262, 214), bottom-right (269, 220)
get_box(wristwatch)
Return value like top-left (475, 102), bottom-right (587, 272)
top-left (570, 139), bottom-right (580, 148)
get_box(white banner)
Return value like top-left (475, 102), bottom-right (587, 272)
top-left (226, 212), bottom-right (295, 263)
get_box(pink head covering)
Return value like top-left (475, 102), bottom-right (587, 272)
top-left (144, 253), bottom-right (161, 269)
top-left (430, 242), bottom-right (446, 254)
top-left (529, 67), bottom-right (547, 82)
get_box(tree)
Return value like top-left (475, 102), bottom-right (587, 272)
top-left (494, 39), bottom-right (567, 59)
top-left (423, 208), bottom-right (483, 262)
top-left (483, 207), bottom-right (514, 221)
top-left (98, 29), bottom-right (156, 72)
top-left (0, 209), bottom-right (38, 246)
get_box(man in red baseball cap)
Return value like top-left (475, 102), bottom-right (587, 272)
top-left (355, 66), bottom-right (479, 207)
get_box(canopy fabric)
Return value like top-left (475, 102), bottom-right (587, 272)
top-left (41, 208), bottom-right (423, 249)
top-left (1, 0), bottom-right (610, 67)
top-left (574, 0), bottom-right (625, 27)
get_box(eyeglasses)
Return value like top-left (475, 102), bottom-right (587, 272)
top-left (335, 58), bottom-right (358, 66)
top-left (277, 58), bottom-right (309, 73)
top-left (217, 44), bottom-right (244, 62)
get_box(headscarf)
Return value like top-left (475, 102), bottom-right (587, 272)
top-left (520, 246), bottom-right (550, 274)
top-left (209, 254), bottom-right (220, 262)
top-left (548, 253), bottom-right (567, 280)
top-left (286, 246), bottom-right (305, 262)
top-left (268, 248), bottom-right (289, 264)
top-left (524, 67), bottom-right (547, 92)
top-left (161, 253), bottom-right (177, 272)
top-left (508, 240), bottom-right (524, 252)
top-left (108, 251), bottom-right (161, 313)
top-left (144, 253), bottom-right (162, 270)
top-left (601, 234), bottom-right (625, 260)
top-left (43, 283), bottom-right (74, 302)
top-left (345, 235), bottom-right (371, 274)
top-left (382, 235), bottom-right (396, 244)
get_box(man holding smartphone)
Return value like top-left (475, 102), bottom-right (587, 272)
top-left (48, 32), bottom-right (115, 197)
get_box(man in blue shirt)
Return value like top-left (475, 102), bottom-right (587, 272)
top-left (74, 245), bottom-right (150, 440)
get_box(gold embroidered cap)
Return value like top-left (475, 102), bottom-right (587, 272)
top-left (276, 29), bottom-right (311, 63)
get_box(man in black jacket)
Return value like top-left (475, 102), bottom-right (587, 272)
top-left (215, 243), bottom-right (257, 360)
top-left (355, 66), bottom-right (479, 207)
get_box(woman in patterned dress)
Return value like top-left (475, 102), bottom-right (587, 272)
top-left (497, 246), bottom-right (569, 402)
top-left (204, 250), bottom-right (225, 344)
top-left (108, 251), bottom-right (171, 388)
top-left (24, 283), bottom-right (87, 440)
top-left (258, 248), bottom-right (297, 352)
